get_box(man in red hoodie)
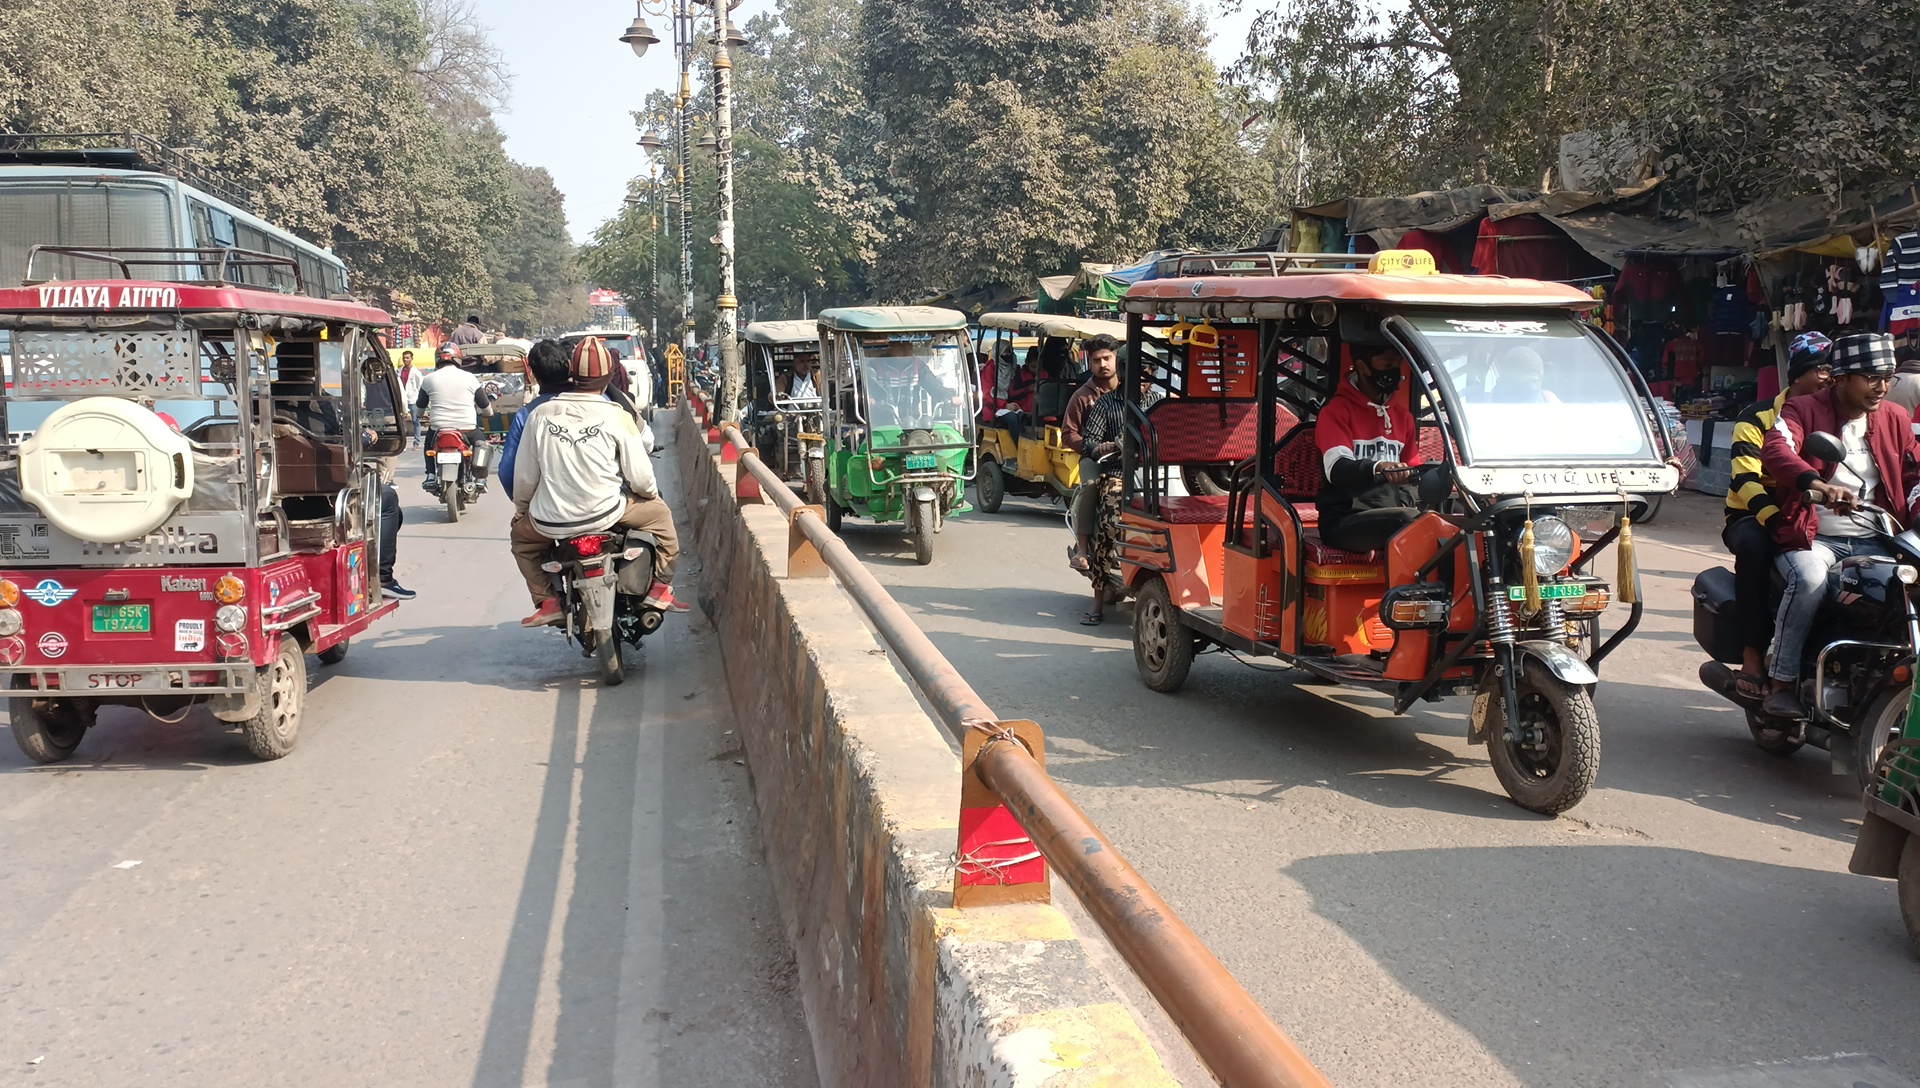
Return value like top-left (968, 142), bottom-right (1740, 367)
top-left (1759, 331), bottom-right (1919, 717)
top-left (1317, 333), bottom-right (1423, 554)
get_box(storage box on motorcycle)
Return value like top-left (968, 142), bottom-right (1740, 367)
top-left (1691, 566), bottom-right (1745, 664)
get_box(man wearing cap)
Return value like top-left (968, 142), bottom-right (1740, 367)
top-left (1760, 332), bottom-right (1920, 718)
top-left (1712, 332), bottom-right (1833, 700)
top-left (509, 337), bottom-right (687, 627)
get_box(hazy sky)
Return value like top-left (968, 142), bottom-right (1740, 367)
top-left (469, 0), bottom-right (1259, 243)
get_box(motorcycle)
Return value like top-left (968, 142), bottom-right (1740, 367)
top-left (1693, 430), bottom-right (1913, 786)
top-left (423, 430), bottom-right (497, 522)
top-left (540, 528), bottom-right (667, 686)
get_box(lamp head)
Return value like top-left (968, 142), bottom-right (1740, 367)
top-left (619, 3), bottom-right (660, 57)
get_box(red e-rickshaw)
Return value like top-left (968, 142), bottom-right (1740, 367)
top-left (1112, 251), bottom-right (1679, 813)
top-left (0, 246), bottom-right (408, 762)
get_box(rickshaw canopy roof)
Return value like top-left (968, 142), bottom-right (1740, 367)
top-left (742, 319), bottom-right (820, 346)
top-left (976, 313), bottom-right (1129, 340)
top-left (0, 279), bottom-right (392, 329)
top-left (1121, 273), bottom-right (1598, 316)
top-left (457, 341), bottom-right (527, 359)
top-left (817, 305), bottom-right (967, 333)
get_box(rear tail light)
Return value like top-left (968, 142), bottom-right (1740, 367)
top-left (215, 632), bottom-right (249, 660)
top-left (0, 580), bottom-right (17, 608)
top-left (0, 608), bottom-right (22, 637)
top-left (0, 637), bottom-right (23, 665)
top-left (215, 605), bottom-right (248, 633)
top-left (215, 575), bottom-right (246, 604)
top-left (570, 535), bottom-right (608, 558)
top-left (540, 561), bottom-right (563, 573)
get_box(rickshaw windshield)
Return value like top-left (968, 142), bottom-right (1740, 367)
top-left (853, 332), bottom-right (970, 432)
top-left (1409, 314), bottom-right (1656, 464)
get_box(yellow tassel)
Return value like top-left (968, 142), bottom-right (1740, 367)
top-left (1519, 518), bottom-right (1542, 612)
top-left (1617, 513), bottom-right (1637, 605)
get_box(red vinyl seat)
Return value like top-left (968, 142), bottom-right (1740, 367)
top-left (1301, 530), bottom-right (1378, 566)
top-left (1131, 495), bottom-right (1232, 524)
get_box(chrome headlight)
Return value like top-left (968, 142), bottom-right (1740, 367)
top-left (215, 605), bottom-right (248, 633)
top-left (0, 608), bottom-right (21, 637)
top-left (1526, 515), bottom-right (1576, 576)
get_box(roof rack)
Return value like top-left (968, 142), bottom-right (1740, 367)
top-left (1153, 251), bottom-right (1374, 279)
top-left (25, 246), bottom-right (303, 294)
top-left (0, 132), bottom-right (258, 213)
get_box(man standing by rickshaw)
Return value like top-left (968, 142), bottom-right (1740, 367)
top-left (1064, 334), bottom-right (1121, 572)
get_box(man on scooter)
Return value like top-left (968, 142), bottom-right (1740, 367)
top-left (1760, 332), bottom-right (1919, 719)
top-left (1716, 332), bottom-right (1833, 701)
top-left (417, 343), bottom-right (493, 481)
top-left (509, 338), bottom-right (688, 627)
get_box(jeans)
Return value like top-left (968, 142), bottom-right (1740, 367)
top-left (378, 484), bottom-right (402, 582)
top-left (1771, 534), bottom-right (1892, 682)
top-left (1721, 515), bottom-right (1777, 652)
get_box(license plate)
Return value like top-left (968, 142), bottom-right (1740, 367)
top-left (1508, 583), bottom-right (1588, 601)
top-left (903, 453), bottom-right (937, 470)
top-left (436, 452), bottom-right (464, 464)
top-left (87, 672), bottom-right (149, 689)
top-left (91, 603), bottom-right (151, 633)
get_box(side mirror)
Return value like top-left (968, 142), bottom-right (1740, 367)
top-left (1803, 430), bottom-right (1844, 463)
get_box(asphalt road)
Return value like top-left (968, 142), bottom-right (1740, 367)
top-left (839, 486), bottom-right (1920, 1088)
top-left (0, 414), bottom-right (814, 1088)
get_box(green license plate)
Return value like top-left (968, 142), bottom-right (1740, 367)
top-left (1508, 583), bottom-right (1587, 602)
top-left (91, 603), bottom-right (151, 633)
top-left (903, 453), bottom-right (937, 470)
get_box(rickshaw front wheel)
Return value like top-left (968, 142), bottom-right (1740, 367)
top-left (240, 636), bottom-right (308, 761)
top-left (8, 687), bottom-right (94, 764)
top-left (1486, 665), bottom-right (1600, 815)
top-left (1134, 578), bottom-right (1195, 693)
top-left (911, 498), bottom-right (936, 565)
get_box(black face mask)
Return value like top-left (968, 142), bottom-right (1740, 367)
top-left (1362, 362), bottom-right (1402, 399)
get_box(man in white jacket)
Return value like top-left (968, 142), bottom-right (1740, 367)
top-left (509, 338), bottom-right (687, 627)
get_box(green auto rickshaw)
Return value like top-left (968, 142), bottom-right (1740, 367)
top-left (817, 306), bottom-right (978, 564)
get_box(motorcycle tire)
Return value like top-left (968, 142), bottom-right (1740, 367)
top-left (1745, 708), bottom-right (1804, 756)
top-left (445, 487), bottom-right (461, 523)
top-left (912, 499), bottom-right (936, 565)
top-left (1899, 833), bottom-right (1920, 958)
top-left (7, 683), bottom-right (93, 764)
top-left (1855, 684), bottom-right (1909, 790)
top-left (595, 634), bottom-right (625, 687)
top-left (977, 459), bottom-right (1006, 514)
top-left (1485, 664), bottom-right (1601, 815)
top-left (803, 458), bottom-right (826, 507)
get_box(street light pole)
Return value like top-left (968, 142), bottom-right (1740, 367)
top-left (710, 0), bottom-right (742, 423)
top-left (674, 0), bottom-right (695, 361)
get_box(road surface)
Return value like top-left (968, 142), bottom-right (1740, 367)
top-left (841, 486), bottom-right (1920, 1088)
top-left (0, 414), bottom-right (814, 1088)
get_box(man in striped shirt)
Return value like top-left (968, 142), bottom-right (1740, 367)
top-left (1720, 332), bottom-right (1832, 696)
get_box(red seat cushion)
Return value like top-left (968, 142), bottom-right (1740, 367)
top-left (1127, 495), bottom-right (1232, 524)
top-left (1301, 530), bottom-right (1377, 565)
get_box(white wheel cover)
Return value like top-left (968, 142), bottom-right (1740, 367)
top-left (19, 397), bottom-right (195, 543)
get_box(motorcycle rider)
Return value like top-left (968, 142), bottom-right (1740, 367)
top-left (1715, 332), bottom-right (1834, 700)
top-left (416, 343), bottom-right (492, 482)
top-left (510, 337), bottom-right (687, 628)
top-left (1759, 332), bottom-right (1919, 719)
top-left (1317, 329), bottom-right (1423, 554)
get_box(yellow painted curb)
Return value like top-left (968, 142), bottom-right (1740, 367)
top-left (932, 903), bottom-right (1076, 943)
top-left (1000, 1003), bottom-right (1178, 1086)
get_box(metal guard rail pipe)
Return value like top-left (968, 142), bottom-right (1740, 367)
top-left (717, 418), bottom-right (1333, 1088)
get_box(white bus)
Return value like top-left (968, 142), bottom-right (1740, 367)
top-left (0, 134), bottom-right (350, 297)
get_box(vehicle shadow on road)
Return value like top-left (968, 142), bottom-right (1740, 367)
top-left (1280, 844), bottom-right (1919, 1086)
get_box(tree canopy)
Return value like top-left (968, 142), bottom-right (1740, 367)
top-left (0, 0), bottom-right (583, 329)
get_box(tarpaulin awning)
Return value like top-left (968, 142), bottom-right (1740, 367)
top-left (1345, 184), bottom-right (1537, 236)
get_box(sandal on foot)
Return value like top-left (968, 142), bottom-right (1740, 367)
top-left (1080, 611), bottom-right (1104, 626)
top-left (1733, 672), bottom-right (1767, 701)
top-left (1067, 544), bottom-right (1091, 572)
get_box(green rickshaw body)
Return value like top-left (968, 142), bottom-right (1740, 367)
top-left (816, 306), bottom-right (978, 560)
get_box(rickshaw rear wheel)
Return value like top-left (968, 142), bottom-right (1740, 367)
top-left (318, 640), bottom-right (350, 666)
top-left (240, 635), bottom-right (307, 761)
top-left (1486, 665), bottom-right (1600, 815)
top-left (825, 495), bottom-right (844, 533)
top-left (594, 634), bottom-right (625, 687)
top-left (8, 687), bottom-right (94, 764)
top-left (1899, 834), bottom-right (1920, 958)
top-left (978, 460), bottom-right (1006, 513)
top-left (1134, 578), bottom-right (1195, 693)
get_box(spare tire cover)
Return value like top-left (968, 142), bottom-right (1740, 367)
top-left (19, 397), bottom-right (195, 543)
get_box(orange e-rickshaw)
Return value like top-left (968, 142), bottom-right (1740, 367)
top-left (1114, 250), bottom-right (1679, 813)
